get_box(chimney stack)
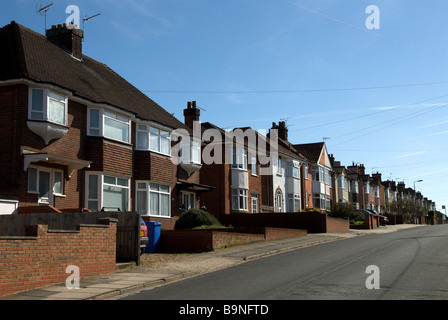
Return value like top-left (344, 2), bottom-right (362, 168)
top-left (184, 101), bottom-right (200, 129)
top-left (271, 121), bottom-right (288, 142)
top-left (46, 23), bottom-right (84, 59)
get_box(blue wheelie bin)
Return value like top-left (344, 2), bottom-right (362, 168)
top-left (145, 221), bottom-right (162, 253)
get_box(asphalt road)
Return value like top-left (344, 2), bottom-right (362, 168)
top-left (121, 225), bottom-right (448, 300)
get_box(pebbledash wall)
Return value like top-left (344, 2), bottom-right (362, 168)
top-left (0, 218), bottom-right (117, 297)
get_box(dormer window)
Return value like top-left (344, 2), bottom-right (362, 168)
top-left (29, 88), bottom-right (68, 126)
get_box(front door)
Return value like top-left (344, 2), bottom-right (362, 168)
top-left (38, 171), bottom-right (52, 206)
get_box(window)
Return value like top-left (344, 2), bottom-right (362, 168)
top-left (232, 189), bottom-right (248, 211)
top-left (338, 175), bottom-right (346, 189)
top-left (29, 88), bottom-right (68, 126)
top-left (277, 157), bottom-right (283, 176)
top-left (88, 108), bottom-right (131, 144)
top-left (352, 181), bottom-right (359, 194)
top-left (385, 189), bottom-right (390, 199)
top-left (136, 125), bottom-right (171, 155)
top-left (313, 166), bottom-right (324, 182)
top-left (325, 168), bottom-right (331, 185)
top-left (86, 173), bottom-right (130, 212)
top-left (304, 164), bottom-right (308, 179)
top-left (136, 182), bottom-right (170, 217)
top-left (313, 193), bottom-right (325, 210)
top-left (103, 176), bottom-right (129, 211)
top-left (365, 182), bottom-right (370, 194)
top-left (251, 194), bottom-right (259, 213)
top-left (375, 186), bottom-right (380, 198)
top-left (251, 157), bottom-right (257, 176)
top-left (27, 167), bottom-right (64, 205)
top-left (232, 147), bottom-right (247, 170)
top-left (288, 161), bottom-right (300, 178)
top-left (191, 141), bottom-right (201, 164)
top-left (288, 194), bottom-right (301, 212)
top-left (181, 191), bottom-right (196, 210)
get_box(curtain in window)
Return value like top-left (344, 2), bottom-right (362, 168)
top-left (104, 118), bottom-right (129, 142)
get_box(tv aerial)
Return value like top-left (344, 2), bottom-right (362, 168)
top-left (82, 13), bottom-right (101, 41)
top-left (36, 3), bottom-right (54, 33)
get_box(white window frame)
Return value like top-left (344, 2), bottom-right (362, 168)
top-left (181, 191), bottom-right (196, 211)
top-left (29, 88), bottom-right (68, 126)
top-left (304, 164), bottom-right (309, 180)
top-left (288, 193), bottom-right (301, 212)
top-left (277, 157), bottom-right (283, 176)
top-left (232, 147), bottom-right (248, 171)
top-left (85, 172), bottom-right (130, 212)
top-left (232, 188), bottom-right (248, 211)
top-left (136, 181), bottom-right (171, 217)
top-left (251, 156), bottom-right (258, 176)
top-left (251, 193), bottom-right (259, 213)
top-left (136, 124), bottom-right (172, 156)
top-left (365, 182), bottom-right (370, 194)
top-left (87, 108), bottom-right (131, 144)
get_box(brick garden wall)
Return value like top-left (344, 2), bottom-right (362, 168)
top-left (159, 227), bottom-right (307, 253)
top-left (221, 212), bottom-right (349, 233)
top-left (0, 218), bottom-right (117, 297)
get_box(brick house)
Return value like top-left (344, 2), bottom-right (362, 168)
top-left (0, 21), bottom-right (212, 229)
top-left (329, 156), bottom-right (350, 206)
top-left (197, 120), bottom-right (264, 220)
top-left (294, 142), bottom-right (333, 212)
top-left (266, 122), bottom-right (311, 213)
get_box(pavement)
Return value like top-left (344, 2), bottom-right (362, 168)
top-left (0, 224), bottom-right (424, 300)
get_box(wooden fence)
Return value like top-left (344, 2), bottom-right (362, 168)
top-left (0, 211), bottom-right (141, 265)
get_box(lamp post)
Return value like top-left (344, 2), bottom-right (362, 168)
top-left (413, 180), bottom-right (423, 224)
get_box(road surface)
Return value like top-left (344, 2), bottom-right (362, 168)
top-left (121, 225), bottom-right (448, 300)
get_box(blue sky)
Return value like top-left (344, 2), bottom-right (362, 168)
top-left (2, 0), bottom-right (448, 211)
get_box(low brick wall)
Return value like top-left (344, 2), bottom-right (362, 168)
top-left (159, 227), bottom-right (307, 253)
top-left (0, 218), bottom-right (117, 297)
top-left (222, 212), bottom-right (349, 233)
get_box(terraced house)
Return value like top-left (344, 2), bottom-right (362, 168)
top-left (0, 21), bottom-right (213, 229)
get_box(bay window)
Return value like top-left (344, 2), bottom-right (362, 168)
top-left (136, 182), bottom-right (170, 217)
top-left (88, 108), bottom-right (131, 144)
top-left (232, 147), bottom-right (247, 170)
top-left (136, 124), bottom-right (171, 156)
top-left (29, 88), bottom-right (68, 126)
top-left (86, 173), bottom-right (130, 212)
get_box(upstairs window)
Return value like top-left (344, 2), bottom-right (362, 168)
top-left (29, 88), bottom-right (68, 126)
top-left (136, 125), bottom-right (171, 156)
top-left (232, 147), bottom-right (247, 170)
top-left (88, 109), bottom-right (131, 144)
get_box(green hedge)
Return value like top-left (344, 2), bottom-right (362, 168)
top-left (174, 208), bottom-right (223, 230)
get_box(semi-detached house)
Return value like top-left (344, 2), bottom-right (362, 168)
top-left (0, 21), bottom-right (213, 229)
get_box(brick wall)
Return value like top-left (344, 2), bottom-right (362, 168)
top-left (222, 212), bottom-right (350, 233)
top-left (0, 218), bottom-right (117, 297)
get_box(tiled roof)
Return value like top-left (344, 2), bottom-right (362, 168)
top-left (0, 21), bottom-right (189, 131)
top-left (293, 142), bottom-right (325, 163)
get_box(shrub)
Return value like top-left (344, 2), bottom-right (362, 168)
top-left (174, 208), bottom-right (222, 230)
top-left (328, 203), bottom-right (352, 219)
